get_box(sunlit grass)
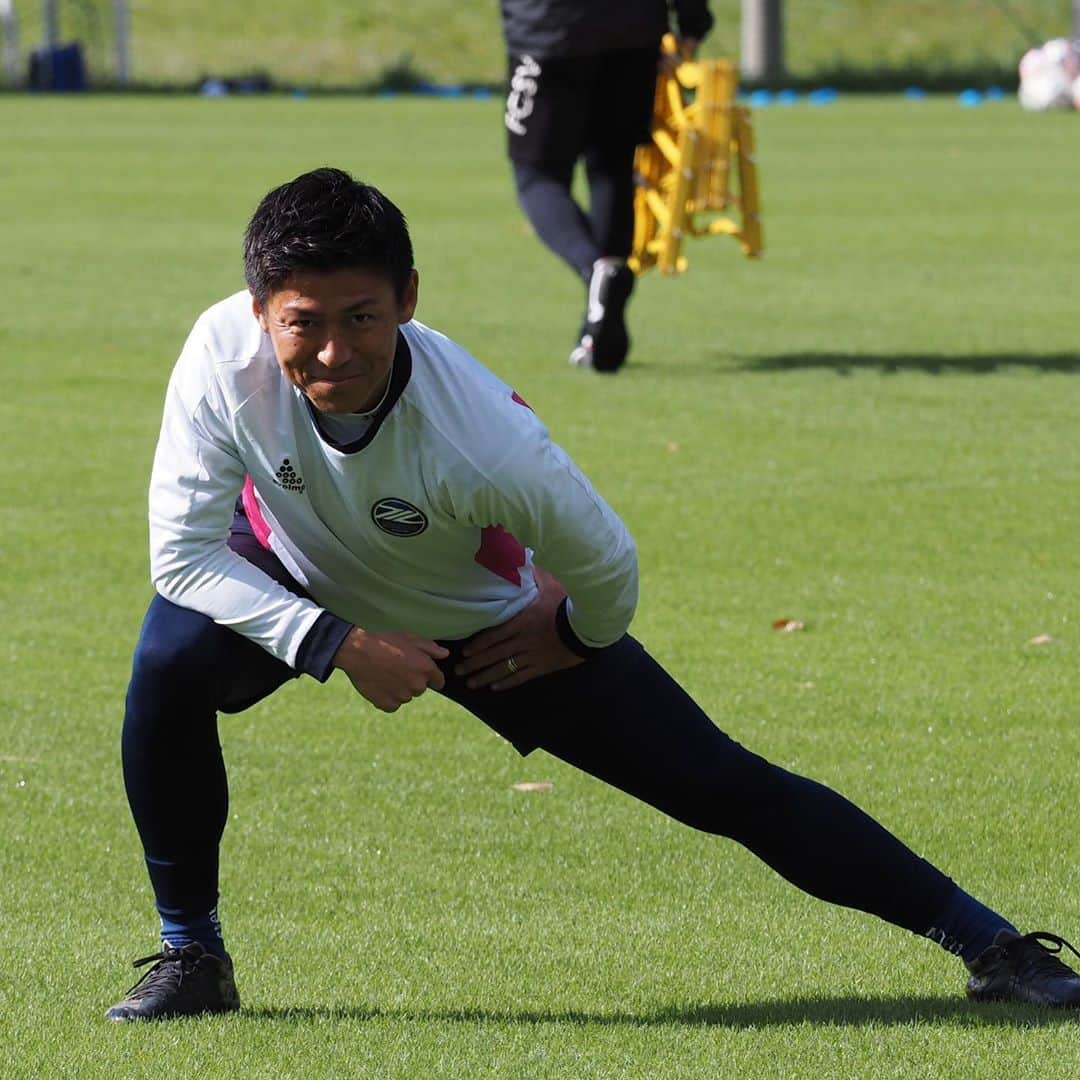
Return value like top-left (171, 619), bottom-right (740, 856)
top-left (1, 95), bottom-right (1078, 1077)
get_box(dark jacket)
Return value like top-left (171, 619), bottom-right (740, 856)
top-left (500, 0), bottom-right (714, 59)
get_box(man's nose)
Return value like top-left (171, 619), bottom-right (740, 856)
top-left (317, 334), bottom-right (351, 368)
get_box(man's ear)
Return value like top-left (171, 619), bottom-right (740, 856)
top-left (398, 269), bottom-right (419, 325)
top-left (251, 293), bottom-right (269, 332)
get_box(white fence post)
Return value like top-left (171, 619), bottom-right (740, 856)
top-left (740, 0), bottom-right (784, 84)
top-left (114, 0), bottom-right (129, 84)
top-left (42, 0), bottom-right (59, 47)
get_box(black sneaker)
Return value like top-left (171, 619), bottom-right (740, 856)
top-left (106, 942), bottom-right (240, 1021)
top-left (966, 929), bottom-right (1080, 1007)
top-left (569, 259), bottom-right (635, 373)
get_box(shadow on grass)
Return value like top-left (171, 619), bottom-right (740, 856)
top-left (738, 352), bottom-right (1080, 376)
top-left (247, 994), bottom-right (1075, 1028)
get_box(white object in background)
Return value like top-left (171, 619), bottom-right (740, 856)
top-left (114, 0), bottom-right (130, 85)
top-left (42, 0), bottom-right (59, 48)
top-left (0, 0), bottom-right (18, 86)
top-left (1018, 38), bottom-right (1080, 111)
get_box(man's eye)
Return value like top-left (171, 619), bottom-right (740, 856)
top-left (350, 313), bottom-right (373, 325)
top-left (291, 319), bottom-right (314, 329)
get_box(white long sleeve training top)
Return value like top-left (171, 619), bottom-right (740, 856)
top-left (148, 291), bottom-right (638, 671)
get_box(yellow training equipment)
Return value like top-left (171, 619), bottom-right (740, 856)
top-left (631, 35), bottom-right (763, 275)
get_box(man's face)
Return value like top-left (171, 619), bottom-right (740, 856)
top-left (254, 267), bottom-right (418, 414)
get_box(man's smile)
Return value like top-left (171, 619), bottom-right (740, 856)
top-left (307, 371), bottom-right (366, 384)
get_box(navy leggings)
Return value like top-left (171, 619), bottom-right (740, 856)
top-left (122, 542), bottom-right (956, 938)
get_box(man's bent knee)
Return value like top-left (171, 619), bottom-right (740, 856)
top-left (128, 596), bottom-right (231, 700)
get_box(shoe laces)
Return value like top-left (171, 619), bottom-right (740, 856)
top-left (123, 943), bottom-right (199, 998)
top-left (1007, 931), bottom-right (1080, 980)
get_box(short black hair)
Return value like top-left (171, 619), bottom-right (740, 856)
top-left (243, 167), bottom-right (414, 303)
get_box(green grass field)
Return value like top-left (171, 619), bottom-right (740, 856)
top-left (2, 93), bottom-right (1079, 1076)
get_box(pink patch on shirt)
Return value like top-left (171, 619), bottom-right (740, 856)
top-left (474, 525), bottom-right (526, 586)
top-left (241, 475), bottom-right (273, 550)
top-left (511, 391), bottom-right (532, 410)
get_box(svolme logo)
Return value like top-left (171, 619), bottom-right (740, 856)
top-left (273, 458), bottom-right (305, 493)
top-left (371, 497), bottom-right (428, 537)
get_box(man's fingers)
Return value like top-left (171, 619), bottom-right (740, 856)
top-left (465, 654), bottom-right (531, 690)
top-left (426, 665), bottom-right (446, 692)
top-left (418, 638), bottom-right (450, 659)
top-left (464, 657), bottom-right (521, 689)
top-left (455, 645), bottom-right (517, 677)
top-left (464, 664), bottom-right (502, 690)
top-left (489, 668), bottom-right (533, 692)
top-left (461, 622), bottom-right (516, 658)
top-left (369, 696), bottom-right (401, 714)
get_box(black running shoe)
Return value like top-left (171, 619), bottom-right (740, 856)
top-left (569, 259), bottom-right (635, 373)
top-left (966, 929), bottom-right (1080, 1007)
top-left (106, 942), bottom-right (240, 1021)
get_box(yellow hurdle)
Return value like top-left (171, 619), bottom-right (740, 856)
top-left (630, 35), bottom-right (763, 275)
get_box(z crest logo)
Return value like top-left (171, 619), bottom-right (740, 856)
top-left (371, 497), bottom-right (428, 538)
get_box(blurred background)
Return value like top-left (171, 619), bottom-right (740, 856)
top-left (2, 0), bottom-right (1078, 94)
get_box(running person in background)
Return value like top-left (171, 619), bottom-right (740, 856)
top-left (500, 1), bottom-right (714, 372)
top-left (108, 168), bottom-right (1080, 1020)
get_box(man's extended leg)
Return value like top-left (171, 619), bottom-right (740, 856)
top-left (441, 636), bottom-right (1080, 1005)
top-left (444, 637), bottom-right (957, 933)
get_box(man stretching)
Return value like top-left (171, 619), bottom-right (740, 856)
top-left (109, 168), bottom-right (1079, 1020)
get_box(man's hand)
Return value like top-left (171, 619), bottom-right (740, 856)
top-left (679, 35), bottom-right (701, 59)
top-left (454, 569), bottom-right (584, 692)
top-left (660, 35), bottom-right (700, 74)
top-left (333, 628), bottom-right (449, 713)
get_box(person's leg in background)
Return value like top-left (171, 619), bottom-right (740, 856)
top-left (511, 157), bottom-right (598, 279)
top-left (505, 50), bottom-right (638, 372)
top-left (568, 137), bottom-right (640, 372)
top-left (506, 52), bottom-right (595, 277)
top-left (583, 140), bottom-right (638, 262)
top-left (569, 46), bottom-right (659, 372)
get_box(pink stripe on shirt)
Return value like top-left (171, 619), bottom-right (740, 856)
top-left (474, 524), bottom-right (526, 586)
top-left (241, 475), bottom-right (273, 550)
